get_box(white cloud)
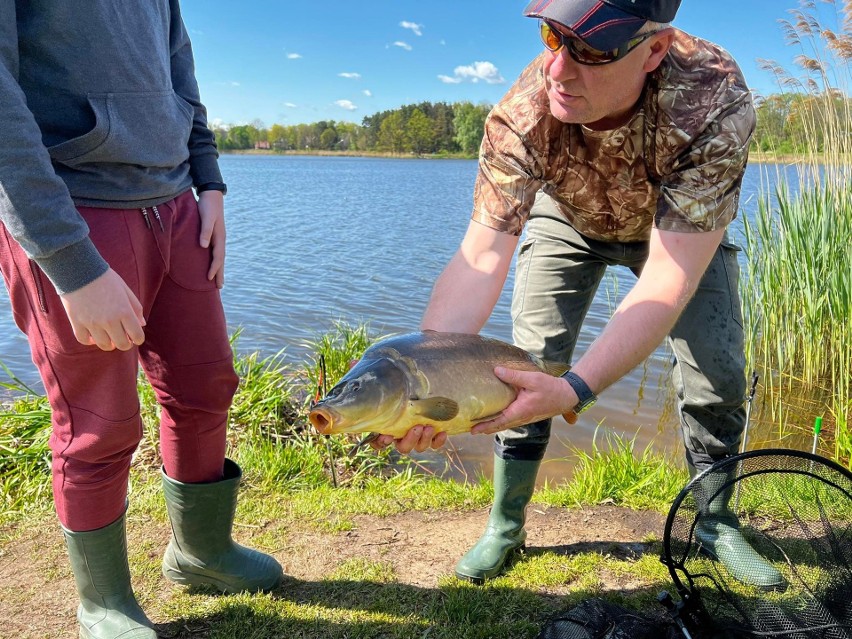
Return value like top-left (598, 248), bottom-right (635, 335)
top-left (230, 81), bottom-right (241, 87)
top-left (439, 61), bottom-right (505, 84)
top-left (400, 21), bottom-right (423, 36)
top-left (391, 41), bottom-right (412, 51)
top-left (363, 89), bottom-right (372, 97)
top-left (335, 100), bottom-right (358, 111)
top-left (338, 72), bottom-right (361, 79)
top-left (283, 102), bottom-right (297, 108)
top-left (286, 53), bottom-right (302, 59)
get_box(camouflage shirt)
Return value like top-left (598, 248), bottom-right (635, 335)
top-left (471, 30), bottom-right (756, 241)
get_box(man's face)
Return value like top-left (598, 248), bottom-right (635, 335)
top-left (543, 23), bottom-right (660, 130)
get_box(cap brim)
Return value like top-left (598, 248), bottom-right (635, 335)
top-left (523, 0), bottom-right (645, 51)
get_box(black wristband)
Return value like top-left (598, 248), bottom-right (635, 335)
top-left (560, 371), bottom-right (597, 414)
top-left (196, 182), bottom-right (228, 196)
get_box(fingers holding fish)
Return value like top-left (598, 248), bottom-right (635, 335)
top-left (368, 426), bottom-right (448, 454)
top-left (405, 426), bottom-right (447, 453)
top-left (368, 434), bottom-right (397, 451)
top-left (471, 366), bottom-right (579, 435)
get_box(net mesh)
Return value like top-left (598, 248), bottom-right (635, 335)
top-left (663, 450), bottom-right (852, 638)
top-left (535, 598), bottom-right (683, 639)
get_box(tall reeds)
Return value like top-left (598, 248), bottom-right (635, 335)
top-left (743, 0), bottom-right (852, 465)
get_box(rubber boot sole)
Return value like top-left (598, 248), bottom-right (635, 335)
top-left (454, 543), bottom-right (526, 584)
top-left (163, 565), bottom-right (281, 594)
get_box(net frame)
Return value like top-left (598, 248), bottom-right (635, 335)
top-left (661, 448), bottom-right (852, 638)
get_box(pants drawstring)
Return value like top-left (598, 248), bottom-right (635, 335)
top-left (152, 205), bottom-right (164, 231)
top-left (140, 206), bottom-right (165, 232)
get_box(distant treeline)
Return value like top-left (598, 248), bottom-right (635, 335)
top-left (212, 101), bottom-right (492, 156)
top-left (753, 91), bottom-right (851, 154)
top-left (212, 93), bottom-right (851, 156)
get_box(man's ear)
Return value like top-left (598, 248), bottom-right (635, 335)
top-left (643, 28), bottom-right (676, 73)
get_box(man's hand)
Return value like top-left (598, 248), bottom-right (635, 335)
top-left (471, 366), bottom-right (579, 435)
top-left (369, 426), bottom-right (448, 454)
top-left (198, 190), bottom-right (226, 288)
top-left (340, 360), bottom-right (449, 455)
top-left (59, 268), bottom-right (145, 351)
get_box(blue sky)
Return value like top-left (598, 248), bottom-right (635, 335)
top-left (180, 0), bottom-right (832, 127)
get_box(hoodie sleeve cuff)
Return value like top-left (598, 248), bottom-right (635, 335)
top-left (189, 152), bottom-right (224, 189)
top-left (34, 237), bottom-right (110, 296)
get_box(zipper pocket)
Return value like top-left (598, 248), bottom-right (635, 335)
top-left (28, 260), bottom-right (48, 313)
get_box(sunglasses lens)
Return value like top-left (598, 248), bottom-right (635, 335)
top-left (571, 38), bottom-right (617, 64)
top-left (537, 20), bottom-right (652, 65)
top-left (540, 22), bottom-right (563, 52)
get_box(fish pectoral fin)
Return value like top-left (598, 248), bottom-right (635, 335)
top-left (410, 396), bottom-right (459, 422)
top-left (535, 356), bottom-right (570, 377)
top-left (348, 433), bottom-right (380, 457)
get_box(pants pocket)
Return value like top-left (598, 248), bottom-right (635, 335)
top-left (719, 239), bottom-right (743, 329)
top-left (511, 238), bottom-right (536, 322)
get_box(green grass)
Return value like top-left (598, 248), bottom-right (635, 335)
top-left (0, 365), bottom-right (53, 519)
top-left (538, 430), bottom-right (688, 513)
top-left (2, 321), bottom-right (850, 637)
top-left (0, 324), bottom-right (696, 638)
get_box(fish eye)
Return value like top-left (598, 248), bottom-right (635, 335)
top-left (347, 380), bottom-right (362, 392)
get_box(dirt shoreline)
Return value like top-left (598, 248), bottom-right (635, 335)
top-left (0, 503), bottom-right (666, 638)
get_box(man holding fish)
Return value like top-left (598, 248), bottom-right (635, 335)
top-left (370, 0), bottom-right (785, 590)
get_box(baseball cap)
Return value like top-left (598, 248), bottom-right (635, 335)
top-left (523, 0), bottom-right (681, 51)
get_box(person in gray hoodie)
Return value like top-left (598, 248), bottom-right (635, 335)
top-left (0, 1), bottom-right (283, 636)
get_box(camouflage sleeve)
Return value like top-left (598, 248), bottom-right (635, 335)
top-left (471, 139), bottom-right (542, 237)
top-left (470, 58), bottom-right (551, 237)
top-left (654, 85), bottom-right (756, 233)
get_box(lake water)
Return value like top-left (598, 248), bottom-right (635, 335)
top-left (0, 155), bottom-right (797, 482)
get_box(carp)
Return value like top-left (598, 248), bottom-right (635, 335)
top-left (308, 330), bottom-right (569, 439)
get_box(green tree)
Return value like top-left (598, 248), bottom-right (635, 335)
top-left (336, 121), bottom-right (360, 151)
top-left (453, 102), bottom-right (491, 155)
top-left (431, 102), bottom-right (458, 153)
top-left (405, 108), bottom-right (434, 155)
top-left (378, 111), bottom-right (406, 153)
top-left (226, 125), bottom-right (255, 149)
top-left (320, 127), bottom-right (339, 150)
top-left (268, 124), bottom-right (289, 150)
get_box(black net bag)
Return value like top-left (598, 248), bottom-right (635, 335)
top-left (535, 598), bottom-right (683, 639)
top-left (662, 449), bottom-right (852, 638)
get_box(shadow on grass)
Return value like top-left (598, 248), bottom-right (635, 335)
top-left (527, 538), bottom-right (661, 561)
top-left (157, 576), bottom-right (678, 639)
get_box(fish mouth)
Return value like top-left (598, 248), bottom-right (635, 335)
top-left (308, 406), bottom-right (336, 434)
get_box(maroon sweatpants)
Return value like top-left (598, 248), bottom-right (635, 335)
top-left (0, 190), bottom-right (238, 532)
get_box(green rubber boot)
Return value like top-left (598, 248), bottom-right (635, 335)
top-left (161, 459), bottom-right (283, 593)
top-left (62, 513), bottom-right (156, 639)
top-left (455, 456), bottom-right (540, 583)
top-left (689, 462), bottom-right (786, 591)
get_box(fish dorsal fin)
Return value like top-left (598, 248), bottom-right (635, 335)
top-left (531, 355), bottom-right (570, 378)
top-left (410, 396), bottom-right (459, 422)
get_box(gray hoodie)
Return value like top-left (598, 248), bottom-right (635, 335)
top-left (0, 0), bottom-right (223, 294)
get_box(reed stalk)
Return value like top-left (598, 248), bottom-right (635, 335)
top-left (743, 0), bottom-right (852, 465)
